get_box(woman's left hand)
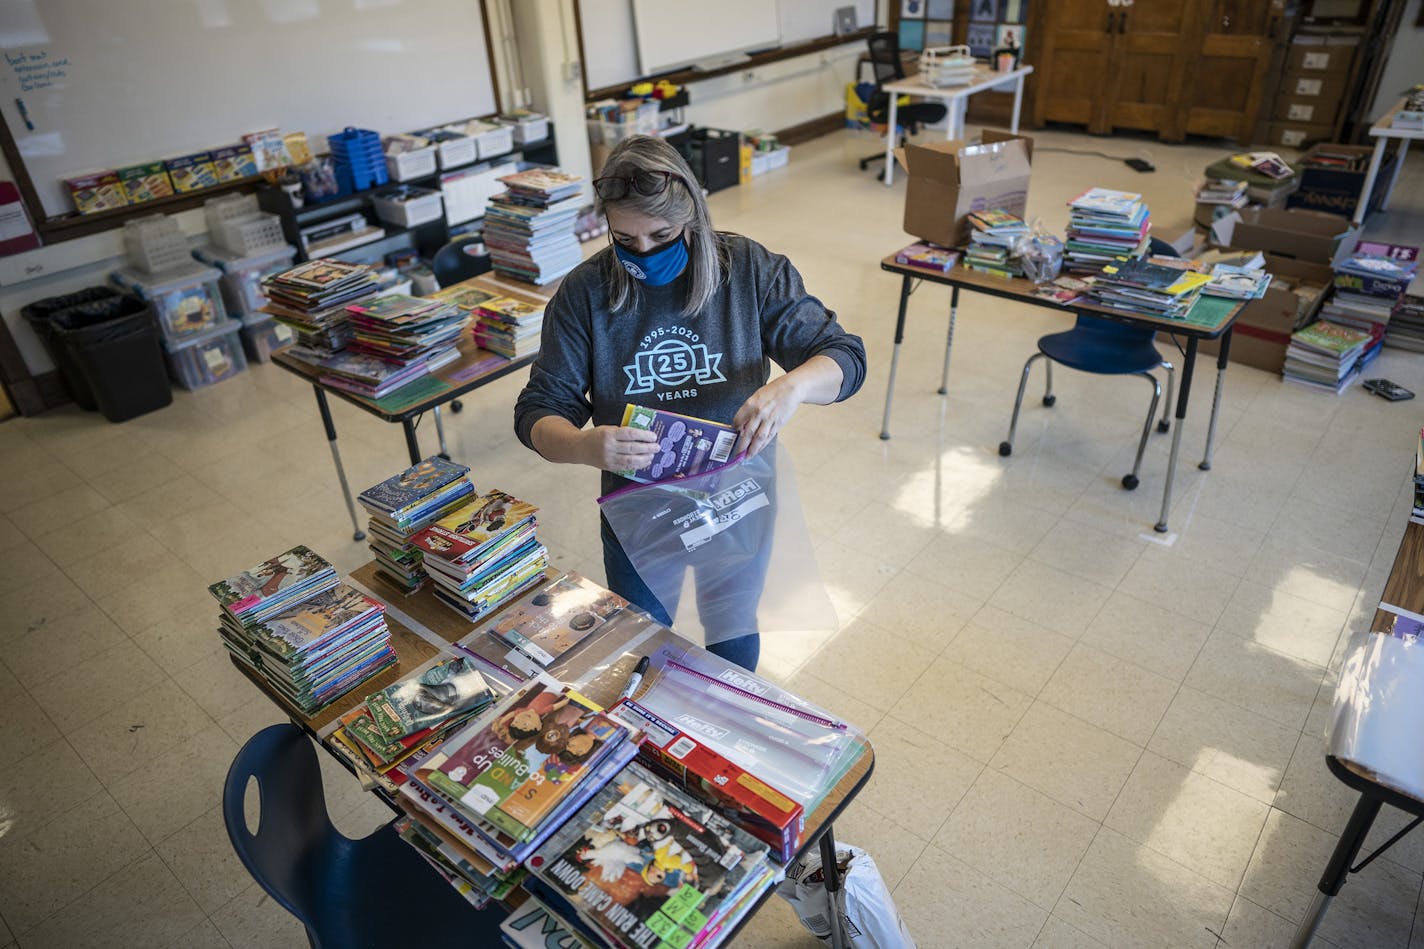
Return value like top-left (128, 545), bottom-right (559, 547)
top-left (733, 376), bottom-right (802, 458)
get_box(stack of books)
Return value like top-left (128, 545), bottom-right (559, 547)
top-left (1203, 155), bottom-right (1296, 206)
top-left (1386, 293), bottom-right (1424, 353)
top-left (345, 292), bottom-right (469, 368)
top-left (963, 209), bottom-right (1028, 278)
top-left (1084, 256), bottom-right (1210, 318)
top-left (1202, 263), bottom-right (1272, 300)
top-left (411, 488), bottom-right (549, 620)
top-left (398, 683), bottom-right (640, 900)
top-left (262, 260), bottom-right (381, 357)
top-left (485, 168), bottom-right (584, 285)
top-left (1064, 187), bottom-right (1151, 274)
top-left (1196, 177), bottom-right (1249, 209)
top-left (358, 456), bottom-right (477, 595)
top-left (1283, 320), bottom-right (1375, 394)
top-left (208, 546), bottom-right (396, 714)
top-left (893, 241), bottom-right (959, 273)
top-left (483, 571), bottom-right (631, 669)
top-left (522, 760), bottom-right (778, 949)
top-left (1322, 244), bottom-right (1419, 364)
top-left (472, 296), bottom-right (545, 359)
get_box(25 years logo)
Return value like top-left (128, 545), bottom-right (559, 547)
top-left (623, 338), bottom-right (726, 394)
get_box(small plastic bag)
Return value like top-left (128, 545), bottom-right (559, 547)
top-left (1015, 218), bottom-right (1064, 284)
top-left (777, 842), bottom-right (916, 949)
top-left (596, 441), bottom-right (835, 646)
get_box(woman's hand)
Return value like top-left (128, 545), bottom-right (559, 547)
top-left (582, 425), bottom-right (660, 472)
top-left (733, 376), bottom-right (802, 458)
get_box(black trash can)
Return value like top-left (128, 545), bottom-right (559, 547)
top-left (52, 295), bottom-right (172, 423)
top-left (21, 286), bottom-right (123, 411)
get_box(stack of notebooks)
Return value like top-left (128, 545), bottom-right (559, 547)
top-left (1283, 320), bottom-right (1376, 394)
top-left (963, 209), bottom-right (1028, 278)
top-left (358, 456), bottom-right (477, 595)
top-left (485, 168), bottom-right (584, 285)
top-left (522, 760), bottom-right (778, 949)
top-left (1085, 256), bottom-right (1210, 318)
top-left (1322, 244), bottom-right (1419, 360)
top-left (398, 682), bottom-right (640, 900)
top-left (411, 488), bottom-right (549, 620)
top-left (208, 546), bottom-right (396, 714)
top-left (472, 296), bottom-right (545, 359)
top-left (1064, 188), bottom-right (1151, 274)
top-left (262, 260), bottom-right (381, 358)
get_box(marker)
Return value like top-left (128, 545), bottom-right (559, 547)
top-left (619, 655), bottom-right (650, 701)
top-left (14, 98), bottom-right (32, 131)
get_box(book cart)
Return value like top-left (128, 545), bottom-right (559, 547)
top-left (227, 553), bottom-right (876, 949)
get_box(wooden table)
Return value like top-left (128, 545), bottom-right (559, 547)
top-left (878, 63), bottom-right (1034, 187)
top-left (880, 256), bottom-right (1243, 534)
top-left (1352, 96), bottom-right (1424, 227)
top-left (231, 560), bottom-right (876, 949)
top-left (270, 272), bottom-right (554, 542)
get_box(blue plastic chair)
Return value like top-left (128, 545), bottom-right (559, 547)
top-left (998, 315), bottom-right (1175, 490)
top-left (223, 722), bottom-right (502, 948)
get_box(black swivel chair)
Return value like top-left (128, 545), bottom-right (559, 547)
top-left (859, 32), bottom-right (948, 180)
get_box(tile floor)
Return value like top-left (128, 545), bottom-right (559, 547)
top-left (2, 124), bottom-right (1423, 948)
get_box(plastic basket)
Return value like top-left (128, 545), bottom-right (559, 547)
top-left (385, 145), bottom-right (437, 181)
top-left (204, 193), bottom-right (260, 236)
top-left (329, 127), bottom-right (388, 193)
top-left (371, 187), bottom-right (444, 227)
top-left (919, 45), bottom-right (976, 87)
top-left (215, 213), bottom-right (286, 256)
top-left (467, 122), bottom-right (514, 160)
top-left (123, 215), bottom-right (190, 274)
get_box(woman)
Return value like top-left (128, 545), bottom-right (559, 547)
top-left (513, 135), bottom-right (865, 671)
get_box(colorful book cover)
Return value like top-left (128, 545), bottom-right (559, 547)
top-left (116, 162), bottom-right (175, 204)
top-left (477, 298), bottom-right (545, 324)
top-left (1292, 320), bottom-right (1372, 355)
top-left (357, 456), bottom-right (471, 515)
top-left (410, 489), bottom-right (538, 563)
top-left (894, 242), bottom-right (959, 272)
top-left (1068, 187), bottom-right (1143, 216)
top-left (165, 151), bottom-right (220, 192)
top-left (484, 572), bottom-right (628, 667)
top-left (210, 143), bottom-right (259, 182)
top-left (525, 761), bottom-right (769, 948)
top-left (207, 545), bottom-right (334, 616)
top-left (616, 404), bottom-right (738, 484)
top-left (364, 655), bottom-right (493, 740)
top-left (431, 285), bottom-right (502, 311)
top-left (499, 893), bottom-right (599, 949)
top-left (244, 583), bottom-right (381, 661)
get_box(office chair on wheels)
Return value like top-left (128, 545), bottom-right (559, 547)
top-left (998, 238), bottom-right (1180, 491)
top-left (859, 32), bottom-right (947, 180)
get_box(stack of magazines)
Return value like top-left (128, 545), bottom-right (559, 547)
top-left (1085, 257), bottom-right (1210, 318)
top-left (411, 488), bottom-right (549, 620)
top-left (522, 760), bottom-right (779, 949)
top-left (358, 457), bottom-right (477, 595)
top-left (472, 296), bottom-right (545, 359)
top-left (342, 293), bottom-right (470, 378)
top-left (208, 546), bottom-right (396, 714)
top-left (1283, 320), bottom-right (1376, 394)
top-left (1323, 244), bottom-right (1419, 346)
top-left (485, 168), bottom-right (584, 285)
top-left (963, 209), bottom-right (1028, 278)
top-left (1064, 187), bottom-right (1151, 275)
top-left (262, 260), bottom-right (381, 357)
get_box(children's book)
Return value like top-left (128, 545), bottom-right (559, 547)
top-left (894, 242), bottom-right (960, 273)
top-left (411, 489), bottom-right (539, 564)
top-left (356, 456), bottom-right (471, 515)
top-left (1068, 187), bottom-right (1143, 215)
top-left (430, 284), bottom-right (502, 311)
top-left (207, 545), bottom-right (337, 621)
top-left (499, 893), bottom-right (599, 949)
top-left (483, 572), bottom-right (628, 667)
top-left (524, 761), bottom-right (771, 949)
top-left (615, 404), bottom-right (738, 484)
top-left (239, 583), bottom-right (382, 662)
top-left (364, 655), bottom-right (494, 740)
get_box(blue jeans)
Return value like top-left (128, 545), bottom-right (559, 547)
top-left (600, 515), bottom-right (763, 672)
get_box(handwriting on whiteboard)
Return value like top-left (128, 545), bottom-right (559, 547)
top-left (5, 49), bottom-right (70, 92)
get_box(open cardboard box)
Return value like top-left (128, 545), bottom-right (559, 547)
top-left (895, 129), bottom-right (1033, 247)
top-left (1209, 206), bottom-right (1359, 266)
top-left (1198, 254), bottom-right (1334, 373)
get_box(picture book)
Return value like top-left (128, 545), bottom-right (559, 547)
top-left (616, 404), bottom-right (738, 484)
top-left (356, 456), bottom-right (471, 515)
top-left (365, 655), bottom-right (494, 740)
top-left (208, 545), bottom-right (337, 620)
top-left (499, 893), bottom-right (599, 949)
top-left (1031, 275), bottom-right (1091, 305)
top-left (430, 284), bottom-right (502, 311)
top-left (411, 489), bottom-right (539, 564)
top-left (894, 242), bottom-right (960, 273)
top-left (525, 761), bottom-right (771, 949)
top-left (240, 583), bottom-right (381, 662)
top-left (484, 572), bottom-right (628, 667)
top-left (1068, 187), bottom-right (1143, 216)
top-left (1353, 241), bottom-right (1420, 263)
top-left (1292, 320), bottom-right (1372, 356)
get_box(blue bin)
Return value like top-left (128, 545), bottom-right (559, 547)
top-left (328, 127), bottom-right (388, 194)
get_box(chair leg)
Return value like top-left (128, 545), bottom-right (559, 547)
top-left (1123, 371), bottom-right (1162, 490)
top-left (1042, 360), bottom-right (1055, 407)
top-left (1000, 353), bottom-right (1046, 457)
top-left (1157, 361), bottom-right (1174, 433)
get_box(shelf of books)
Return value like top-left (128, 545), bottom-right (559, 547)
top-left (213, 455), bottom-right (874, 946)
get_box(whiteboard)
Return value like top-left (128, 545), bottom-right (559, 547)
top-left (779, 0), bottom-right (874, 46)
top-left (0, 0), bottom-right (499, 219)
top-left (631, 0), bottom-right (781, 75)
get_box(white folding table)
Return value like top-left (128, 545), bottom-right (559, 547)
top-left (1351, 96), bottom-right (1424, 226)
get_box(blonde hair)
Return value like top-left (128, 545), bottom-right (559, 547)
top-left (595, 135), bottom-right (728, 318)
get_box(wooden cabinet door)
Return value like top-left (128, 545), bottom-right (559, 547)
top-left (1103, 0), bottom-right (1198, 138)
top-left (1172, 0), bottom-right (1284, 141)
top-left (1031, 0), bottom-right (1115, 132)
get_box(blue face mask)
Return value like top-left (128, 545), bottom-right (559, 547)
top-left (614, 234), bottom-right (688, 286)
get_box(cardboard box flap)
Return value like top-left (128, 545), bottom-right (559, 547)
top-left (980, 128), bottom-right (1035, 161)
top-left (1211, 207), bottom-right (1359, 267)
top-left (957, 140), bottom-right (1032, 187)
top-left (896, 138), bottom-right (965, 177)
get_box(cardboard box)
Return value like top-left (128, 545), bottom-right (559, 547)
top-left (1273, 96), bottom-right (1342, 125)
top-left (1284, 41), bottom-right (1357, 75)
top-left (1194, 200), bottom-right (1243, 232)
top-left (1286, 143), bottom-right (1395, 220)
top-left (1210, 207), bottom-right (1359, 266)
top-left (1199, 254), bottom-right (1334, 372)
top-left (895, 129), bottom-right (1033, 247)
top-left (1264, 121), bottom-right (1334, 149)
top-left (1279, 72), bottom-right (1349, 104)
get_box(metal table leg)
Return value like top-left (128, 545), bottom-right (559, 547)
top-left (313, 386), bottom-right (365, 542)
top-left (1199, 328), bottom-right (1231, 471)
top-left (880, 275), bottom-right (914, 439)
top-left (402, 417), bottom-right (422, 466)
top-left (882, 95), bottom-right (899, 187)
top-left (1291, 793), bottom-right (1383, 948)
top-left (938, 285), bottom-right (959, 395)
top-left (819, 825), bottom-right (849, 949)
top-left (433, 404), bottom-right (450, 460)
top-left (1155, 338), bottom-right (1197, 533)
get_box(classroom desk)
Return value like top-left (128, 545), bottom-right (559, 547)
top-left (228, 558), bottom-right (876, 949)
top-left (270, 272), bottom-right (553, 542)
top-left (879, 256), bottom-right (1242, 534)
top-left (1292, 521), bottom-right (1424, 948)
top-left (1352, 97), bottom-right (1424, 227)
top-left (879, 64), bottom-right (1034, 188)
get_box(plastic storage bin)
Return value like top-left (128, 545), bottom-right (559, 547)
top-left (466, 121), bottom-right (514, 160)
top-left (371, 186), bottom-right (444, 227)
top-left (686, 128), bottom-right (741, 193)
top-left (112, 261), bottom-right (228, 342)
top-left (385, 144), bottom-right (438, 182)
top-left (55, 296), bottom-right (173, 421)
top-left (192, 243), bottom-right (298, 317)
top-left (164, 319), bottom-right (247, 389)
top-left (239, 313), bottom-right (294, 363)
top-left (498, 111), bottom-right (550, 144)
top-left (328, 127), bottom-right (388, 193)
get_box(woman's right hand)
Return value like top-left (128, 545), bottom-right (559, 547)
top-left (583, 425), bottom-right (660, 473)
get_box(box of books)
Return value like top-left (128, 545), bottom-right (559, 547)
top-left (1199, 253), bottom-right (1334, 373)
top-left (1211, 207), bottom-right (1358, 267)
top-left (895, 128), bottom-right (1033, 247)
top-left (1287, 143), bottom-right (1395, 221)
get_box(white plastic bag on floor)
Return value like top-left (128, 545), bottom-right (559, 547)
top-left (777, 842), bottom-right (916, 949)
